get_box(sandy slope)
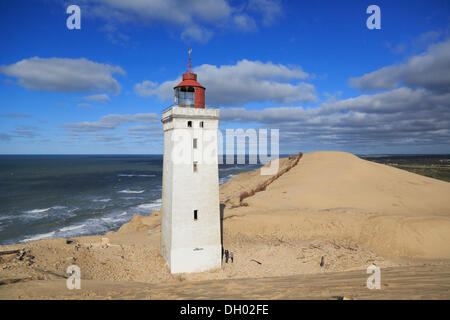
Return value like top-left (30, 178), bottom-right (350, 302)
top-left (247, 151), bottom-right (450, 216)
top-left (222, 152), bottom-right (450, 259)
top-left (1, 151), bottom-right (449, 299)
top-left (2, 264), bottom-right (449, 300)
top-left (219, 156), bottom-right (299, 207)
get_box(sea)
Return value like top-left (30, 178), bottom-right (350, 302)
top-left (0, 155), bottom-right (262, 245)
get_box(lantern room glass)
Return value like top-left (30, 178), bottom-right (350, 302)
top-left (176, 86), bottom-right (195, 107)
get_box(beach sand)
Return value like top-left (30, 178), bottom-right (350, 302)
top-left (1, 151), bottom-right (449, 299)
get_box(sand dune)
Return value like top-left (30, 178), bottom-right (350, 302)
top-left (220, 156), bottom-right (300, 208)
top-left (221, 151), bottom-right (450, 259)
top-left (247, 151), bottom-right (450, 215)
top-left (1, 151), bottom-right (450, 299)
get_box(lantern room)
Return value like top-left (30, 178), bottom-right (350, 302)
top-left (174, 48), bottom-right (205, 108)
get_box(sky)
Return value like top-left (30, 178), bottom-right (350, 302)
top-left (0, 0), bottom-right (449, 155)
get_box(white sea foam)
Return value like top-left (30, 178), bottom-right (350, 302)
top-left (136, 204), bottom-right (154, 210)
top-left (59, 224), bottom-right (86, 232)
top-left (119, 212), bottom-right (128, 216)
top-left (25, 208), bottom-right (51, 214)
top-left (219, 166), bottom-right (241, 172)
top-left (101, 217), bottom-right (124, 223)
top-left (118, 189), bottom-right (145, 194)
top-left (93, 198), bottom-right (111, 202)
top-left (25, 206), bottom-right (67, 214)
top-left (0, 215), bottom-right (13, 222)
top-left (121, 196), bottom-right (144, 200)
top-left (22, 231), bottom-right (55, 242)
top-left (136, 200), bottom-right (162, 211)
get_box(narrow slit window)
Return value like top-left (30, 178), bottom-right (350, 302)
top-left (200, 121), bottom-right (204, 128)
top-left (193, 138), bottom-right (198, 149)
top-left (194, 210), bottom-right (198, 220)
top-left (187, 121), bottom-right (192, 127)
top-left (193, 162), bottom-right (198, 172)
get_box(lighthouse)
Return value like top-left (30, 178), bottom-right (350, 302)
top-left (160, 49), bottom-right (221, 274)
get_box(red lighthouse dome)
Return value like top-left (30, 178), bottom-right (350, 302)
top-left (174, 48), bottom-right (205, 108)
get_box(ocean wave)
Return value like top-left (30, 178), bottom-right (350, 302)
top-left (59, 224), bottom-right (86, 232)
top-left (24, 206), bottom-right (67, 214)
top-left (22, 231), bottom-right (55, 242)
top-left (219, 164), bottom-right (258, 172)
top-left (219, 174), bottom-right (237, 185)
top-left (24, 208), bottom-right (51, 214)
top-left (121, 196), bottom-right (144, 200)
top-left (136, 200), bottom-right (162, 211)
top-left (93, 198), bottom-right (111, 202)
top-left (101, 217), bottom-right (124, 223)
top-left (118, 189), bottom-right (145, 194)
top-left (219, 166), bottom-right (241, 171)
top-left (0, 215), bottom-right (13, 222)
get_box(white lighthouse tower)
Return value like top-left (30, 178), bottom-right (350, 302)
top-left (160, 49), bottom-right (221, 274)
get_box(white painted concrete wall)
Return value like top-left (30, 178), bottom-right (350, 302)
top-left (161, 106), bottom-right (221, 274)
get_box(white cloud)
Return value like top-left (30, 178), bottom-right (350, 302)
top-left (63, 84), bottom-right (450, 152)
top-left (0, 133), bottom-right (13, 141)
top-left (0, 113), bottom-right (31, 118)
top-left (214, 38), bottom-right (450, 152)
top-left (351, 39), bottom-right (450, 93)
top-left (233, 14), bottom-right (257, 31)
top-left (180, 25), bottom-right (214, 43)
top-left (81, 0), bottom-right (231, 43)
top-left (10, 128), bottom-right (40, 139)
top-left (83, 94), bottom-right (111, 102)
top-left (385, 30), bottom-right (443, 55)
top-left (248, 0), bottom-right (283, 26)
top-left (128, 125), bottom-right (161, 132)
top-left (79, 0), bottom-right (283, 42)
top-left (135, 59), bottom-right (316, 106)
top-left (64, 112), bottom-right (160, 132)
top-left (0, 57), bottom-right (125, 94)
top-left (0, 126), bottom-right (41, 141)
top-left (87, 0), bottom-right (232, 24)
top-left (221, 87), bottom-right (450, 150)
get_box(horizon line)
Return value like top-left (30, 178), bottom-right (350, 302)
top-left (0, 153), bottom-right (449, 156)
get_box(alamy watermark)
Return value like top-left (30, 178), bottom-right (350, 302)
top-left (66, 5), bottom-right (81, 30)
top-left (366, 264), bottom-right (381, 290)
top-left (66, 4), bottom-right (380, 31)
top-left (66, 264), bottom-right (81, 290)
top-left (366, 5), bottom-right (381, 30)
top-left (169, 128), bottom-right (280, 175)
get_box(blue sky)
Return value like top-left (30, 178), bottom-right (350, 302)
top-left (0, 0), bottom-right (449, 154)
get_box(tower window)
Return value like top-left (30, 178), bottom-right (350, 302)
top-left (187, 121), bottom-right (192, 127)
top-left (200, 121), bottom-right (204, 128)
top-left (194, 210), bottom-right (198, 220)
top-left (193, 162), bottom-right (198, 172)
top-left (193, 138), bottom-right (197, 149)
top-left (177, 86), bottom-right (195, 107)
